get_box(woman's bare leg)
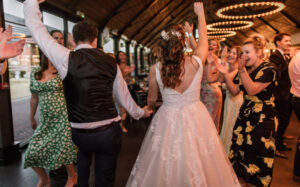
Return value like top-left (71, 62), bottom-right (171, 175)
top-left (65, 164), bottom-right (77, 187)
top-left (32, 167), bottom-right (50, 187)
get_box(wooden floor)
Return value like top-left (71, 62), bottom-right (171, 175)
top-left (0, 115), bottom-right (299, 187)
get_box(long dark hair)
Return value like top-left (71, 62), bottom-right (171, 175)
top-left (159, 23), bottom-right (185, 89)
top-left (35, 54), bottom-right (49, 80)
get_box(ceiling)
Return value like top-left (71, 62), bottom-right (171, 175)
top-left (43, 0), bottom-right (300, 49)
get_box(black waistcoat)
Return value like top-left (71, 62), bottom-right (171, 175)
top-left (63, 48), bottom-right (118, 123)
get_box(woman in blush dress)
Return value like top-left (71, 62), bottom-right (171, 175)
top-left (126, 2), bottom-right (240, 187)
top-left (200, 39), bottom-right (223, 131)
top-left (220, 46), bottom-right (244, 154)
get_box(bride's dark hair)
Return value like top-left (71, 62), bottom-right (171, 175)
top-left (158, 23), bottom-right (185, 88)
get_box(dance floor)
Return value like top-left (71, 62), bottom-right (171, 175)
top-left (0, 115), bottom-right (299, 187)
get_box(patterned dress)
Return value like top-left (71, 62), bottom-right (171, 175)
top-left (229, 62), bottom-right (278, 187)
top-left (24, 68), bottom-right (76, 170)
top-left (200, 63), bottom-right (223, 130)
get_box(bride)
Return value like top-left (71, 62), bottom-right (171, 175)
top-left (126, 2), bottom-right (240, 187)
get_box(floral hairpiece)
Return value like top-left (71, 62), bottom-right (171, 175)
top-left (161, 30), bottom-right (182, 41)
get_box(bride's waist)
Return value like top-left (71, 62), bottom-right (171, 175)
top-left (162, 99), bottom-right (201, 107)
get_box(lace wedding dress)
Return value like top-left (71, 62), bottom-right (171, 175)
top-left (126, 56), bottom-right (240, 187)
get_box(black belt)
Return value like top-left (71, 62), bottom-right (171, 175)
top-left (72, 121), bottom-right (119, 134)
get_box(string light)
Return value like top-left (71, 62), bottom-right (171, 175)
top-left (207, 20), bottom-right (253, 31)
top-left (207, 31), bottom-right (236, 39)
top-left (216, 1), bottom-right (285, 19)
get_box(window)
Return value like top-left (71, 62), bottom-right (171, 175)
top-left (42, 12), bottom-right (64, 31)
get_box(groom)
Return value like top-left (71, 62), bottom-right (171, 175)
top-left (24, 0), bottom-right (151, 186)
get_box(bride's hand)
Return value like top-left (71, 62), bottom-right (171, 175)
top-left (194, 2), bottom-right (204, 17)
top-left (142, 106), bottom-right (153, 118)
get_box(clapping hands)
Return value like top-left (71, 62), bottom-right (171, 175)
top-left (0, 25), bottom-right (25, 60)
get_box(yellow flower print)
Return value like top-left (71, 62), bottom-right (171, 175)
top-left (265, 96), bottom-right (275, 107)
top-left (239, 150), bottom-right (245, 159)
top-left (255, 70), bottom-right (264, 80)
top-left (229, 150), bottom-right (234, 159)
top-left (260, 175), bottom-right (272, 187)
top-left (247, 134), bottom-right (252, 145)
top-left (253, 103), bottom-right (263, 113)
top-left (245, 95), bottom-right (260, 102)
top-left (246, 164), bottom-right (260, 175)
top-left (261, 137), bottom-right (276, 150)
top-left (245, 121), bottom-right (254, 133)
top-left (259, 114), bottom-right (266, 123)
top-left (237, 134), bottom-right (243, 145)
top-left (263, 158), bottom-right (274, 168)
top-left (274, 117), bottom-right (278, 132)
top-left (234, 126), bottom-right (242, 135)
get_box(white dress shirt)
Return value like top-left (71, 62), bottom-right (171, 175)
top-left (289, 52), bottom-right (300, 97)
top-left (24, 0), bottom-right (144, 129)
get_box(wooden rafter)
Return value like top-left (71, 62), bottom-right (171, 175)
top-left (139, 1), bottom-right (190, 45)
top-left (130, 0), bottom-right (173, 40)
top-left (281, 10), bottom-right (300, 28)
top-left (118, 0), bottom-right (156, 36)
top-left (98, 0), bottom-right (131, 30)
top-left (67, 0), bottom-right (81, 11)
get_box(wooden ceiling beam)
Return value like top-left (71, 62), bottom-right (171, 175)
top-left (130, 0), bottom-right (173, 40)
top-left (258, 17), bottom-right (280, 34)
top-left (67, 0), bottom-right (81, 11)
top-left (140, 2), bottom-right (190, 45)
top-left (138, 0), bottom-right (188, 44)
top-left (280, 10), bottom-right (300, 28)
top-left (118, 0), bottom-right (156, 36)
top-left (98, 0), bottom-right (131, 31)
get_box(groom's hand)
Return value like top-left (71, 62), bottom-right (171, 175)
top-left (142, 106), bottom-right (152, 118)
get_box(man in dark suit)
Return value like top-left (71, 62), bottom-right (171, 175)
top-left (269, 33), bottom-right (292, 159)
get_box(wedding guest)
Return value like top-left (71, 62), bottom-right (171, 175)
top-left (288, 51), bottom-right (300, 180)
top-left (216, 34), bottom-right (278, 187)
top-left (269, 33), bottom-right (292, 159)
top-left (0, 25), bottom-right (25, 60)
top-left (219, 46), bottom-right (244, 154)
top-left (24, 1), bottom-right (150, 187)
top-left (126, 3), bottom-right (240, 187)
top-left (201, 39), bottom-right (223, 131)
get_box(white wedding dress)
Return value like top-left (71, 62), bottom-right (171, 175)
top-left (126, 56), bottom-right (240, 187)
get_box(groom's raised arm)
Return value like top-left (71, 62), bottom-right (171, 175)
top-left (24, 0), bottom-right (70, 80)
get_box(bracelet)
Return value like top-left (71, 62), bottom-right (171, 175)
top-left (185, 32), bottom-right (192, 38)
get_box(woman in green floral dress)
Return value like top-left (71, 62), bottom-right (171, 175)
top-left (24, 55), bottom-right (77, 187)
top-left (215, 34), bottom-right (278, 187)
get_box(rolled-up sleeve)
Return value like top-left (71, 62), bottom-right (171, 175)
top-left (113, 66), bottom-right (144, 120)
top-left (24, 0), bottom-right (70, 80)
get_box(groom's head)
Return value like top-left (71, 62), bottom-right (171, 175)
top-left (73, 21), bottom-right (98, 48)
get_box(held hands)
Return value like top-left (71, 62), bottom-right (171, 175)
top-left (194, 2), bottom-right (204, 17)
top-left (142, 106), bottom-right (153, 118)
top-left (0, 25), bottom-right (25, 60)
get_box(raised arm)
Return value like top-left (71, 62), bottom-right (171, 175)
top-left (30, 93), bottom-right (39, 130)
top-left (193, 2), bottom-right (208, 64)
top-left (184, 21), bottom-right (197, 51)
top-left (147, 65), bottom-right (159, 110)
top-left (24, 0), bottom-right (70, 79)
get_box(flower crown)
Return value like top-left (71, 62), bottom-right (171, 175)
top-left (161, 30), bottom-right (182, 41)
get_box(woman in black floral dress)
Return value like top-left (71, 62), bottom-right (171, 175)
top-left (215, 34), bottom-right (278, 187)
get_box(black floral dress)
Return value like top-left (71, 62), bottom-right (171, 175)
top-left (229, 62), bottom-right (278, 187)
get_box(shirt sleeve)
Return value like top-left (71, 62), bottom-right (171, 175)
top-left (24, 0), bottom-right (70, 80)
top-left (113, 66), bottom-right (144, 120)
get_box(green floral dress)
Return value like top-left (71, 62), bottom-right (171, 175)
top-left (229, 62), bottom-right (278, 187)
top-left (24, 68), bottom-right (76, 170)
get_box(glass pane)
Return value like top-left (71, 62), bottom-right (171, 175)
top-left (119, 39), bottom-right (126, 53)
top-left (68, 21), bottom-right (76, 33)
top-left (42, 12), bottom-right (64, 31)
top-left (103, 37), bottom-right (114, 53)
top-left (3, 0), bottom-right (24, 19)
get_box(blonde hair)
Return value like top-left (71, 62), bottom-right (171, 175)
top-left (244, 34), bottom-right (266, 59)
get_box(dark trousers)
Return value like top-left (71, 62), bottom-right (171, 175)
top-left (292, 95), bottom-right (300, 176)
top-left (72, 122), bottom-right (122, 187)
top-left (275, 98), bottom-right (292, 149)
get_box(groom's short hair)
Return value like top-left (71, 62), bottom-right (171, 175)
top-left (72, 21), bottom-right (98, 45)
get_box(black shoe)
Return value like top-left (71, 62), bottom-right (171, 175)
top-left (277, 144), bottom-right (292, 151)
top-left (275, 150), bottom-right (288, 159)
